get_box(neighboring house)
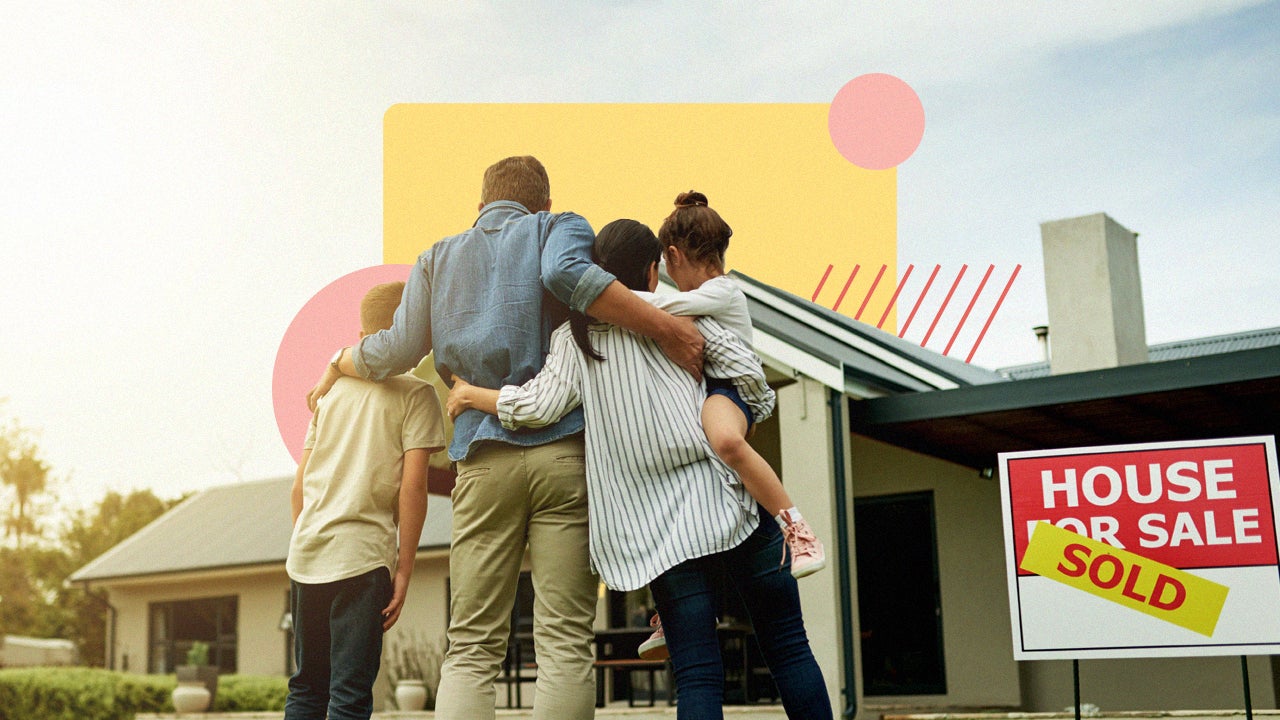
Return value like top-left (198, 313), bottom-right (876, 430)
top-left (0, 635), bottom-right (76, 667)
top-left (74, 212), bottom-right (1280, 716)
top-left (69, 477), bottom-right (453, 679)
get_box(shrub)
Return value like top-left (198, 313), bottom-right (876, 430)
top-left (0, 667), bottom-right (171, 720)
top-left (0, 667), bottom-right (289, 719)
top-left (212, 673), bottom-right (288, 712)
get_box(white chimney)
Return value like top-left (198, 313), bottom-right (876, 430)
top-left (1040, 212), bottom-right (1148, 374)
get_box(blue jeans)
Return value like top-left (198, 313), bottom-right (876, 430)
top-left (649, 513), bottom-right (833, 720)
top-left (285, 567), bottom-right (391, 720)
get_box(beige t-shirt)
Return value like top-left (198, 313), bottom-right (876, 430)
top-left (286, 373), bottom-right (445, 584)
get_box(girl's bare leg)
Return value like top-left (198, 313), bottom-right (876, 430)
top-left (702, 395), bottom-right (792, 517)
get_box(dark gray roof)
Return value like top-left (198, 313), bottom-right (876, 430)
top-left (999, 326), bottom-right (1280, 380)
top-left (70, 477), bottom-right (454, 583)
top-left (727, 272), bottom-right (1005, 394)
top-left (849, 344), bottom-right (1280, 470)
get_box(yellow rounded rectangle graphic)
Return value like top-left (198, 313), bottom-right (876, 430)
top-left (382, 103), bottom-right (898, 330)
top-left (1020, 521), bottom-right (1229, 637)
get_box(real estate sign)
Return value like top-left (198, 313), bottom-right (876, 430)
top-left (999, 436), bottom-right (1280, 659)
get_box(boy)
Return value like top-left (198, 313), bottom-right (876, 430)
top-left (285, 280), bottom-right (446, 720)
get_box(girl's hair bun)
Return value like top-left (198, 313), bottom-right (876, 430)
top-left (674, 191), bottom-right (708, 208)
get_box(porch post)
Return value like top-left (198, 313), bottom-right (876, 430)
top-left (775, 377), bottom-right (859, 716)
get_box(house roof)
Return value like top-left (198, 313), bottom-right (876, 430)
top-left (690, 272), bottom-right (1003, 397)
top-left (998, 326), bottom-right (1280, 380)
top-left (721, 274), bottom-right (1279, 472)
top-left (70, 476), bottom-right (454, 584)
top-left (848, 344), bottom-right (1280, 470)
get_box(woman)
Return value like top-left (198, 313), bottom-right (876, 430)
top-left (447, 218), bottom-right (832, 719)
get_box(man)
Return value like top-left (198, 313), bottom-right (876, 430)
top-left (308, 156), bottom-right (702, 720)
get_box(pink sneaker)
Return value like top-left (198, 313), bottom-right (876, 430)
top-left (637, 613), bottom-right (669, 661)
top-left (781, 513), bottom-right (826, 579)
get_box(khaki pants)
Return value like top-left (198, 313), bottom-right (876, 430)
top-left (433, 436), bottom-right (598, 720)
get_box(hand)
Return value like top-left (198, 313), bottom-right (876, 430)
top-left (657, 315), bottom-right (705, 382)
top-left (306, 366), bottom-right (341, 413)
top-left (381, 570), bottom-right (410, 631)
top-left (445, 377), bottom-right (473, 421)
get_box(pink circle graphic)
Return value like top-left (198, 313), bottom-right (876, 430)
top-left (272, 264), bottom-right (413, 463)
top-left (828, 74), bottom-right (925, 170)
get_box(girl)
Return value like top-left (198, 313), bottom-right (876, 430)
top-left (630, 192), bottom-right (826, 660)
top-left (653, 191), bottom-right (825, 578)
top-left (447, 219), bottom-right (832, 720)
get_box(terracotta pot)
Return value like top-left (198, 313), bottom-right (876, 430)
top-left (395, 679), bottom-right (427, 710)
top-left (172, 681), bottom-right (212, 713)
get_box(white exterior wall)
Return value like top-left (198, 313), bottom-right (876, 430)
top-left (850, 434), bottom-right (1023, 710)
top-left (1019, 649), bottom-right (1276, 711)
top-left (101, 554), bottom-right (451, 683)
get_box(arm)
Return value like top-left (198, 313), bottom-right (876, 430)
top-left (306, 255), bottom-right (433, 410)
top-left (495, 329), bottom-right (583, 429)
top-left (698, 318), bottom-right (777, 423)
top-left (539, 212), bottom-right (704, 378)
top-left (642, 279), bottom-right (735, 319)
top-left (290, 449), bottom-right (312, 526)
top-left (449, 328), bottom-right (583, 429)
top-left (446, 377), bottom-right (499, 420)
top-left (586, 285), bottom-right (705, 380)
top-left (382, 447), bottom-right (430, 631)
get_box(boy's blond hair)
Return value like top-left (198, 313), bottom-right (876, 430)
top-left (360, 281), bottom-right (405, 335)
top-left (481, 156), bottom-right (550, 213)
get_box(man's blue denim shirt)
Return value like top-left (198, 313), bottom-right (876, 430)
top-left (352, 201), bottom-right (613, 461)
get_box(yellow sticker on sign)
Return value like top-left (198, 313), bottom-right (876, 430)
top-left (1020, 522), bottom-right (1229, 637)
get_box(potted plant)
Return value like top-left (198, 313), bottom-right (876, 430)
top-left (174, 641), bottom-right (219, 711)
top-left (383, 631), bottom-right (443, 711)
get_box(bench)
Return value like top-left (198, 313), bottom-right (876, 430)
top-left (593, 658), bottom-right (671, 707)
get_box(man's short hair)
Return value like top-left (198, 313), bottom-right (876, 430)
top-left (481, 156), bottom-right (550, 212)
top-left (360, 281), bottom-right (405, 335)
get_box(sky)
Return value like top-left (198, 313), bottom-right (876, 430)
top-left (2, 1), bottom-right (1277, 514)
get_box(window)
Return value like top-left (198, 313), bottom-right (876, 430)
top-left (855, 491), bottom-right (946, 695)
top-left (148, 596), bottom-right (238, 674)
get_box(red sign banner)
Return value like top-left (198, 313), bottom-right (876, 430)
top-left (1006, 441), bottom-right (1277, 573)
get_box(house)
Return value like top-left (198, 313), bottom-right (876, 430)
top-left (69, 477), bottom-right (454, 678)
top-left (73, 211), bottom-right (1280, 716)
top-left (0, 635), bottom-right (76, 667)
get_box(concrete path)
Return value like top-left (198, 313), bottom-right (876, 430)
top-left (139, 706), bottom-right (791, 720)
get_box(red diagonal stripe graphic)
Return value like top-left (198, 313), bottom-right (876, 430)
top-left (832, 265), bottom-right (860, 312)
top-left (966, 264), bottom-right (1022, 363)
top-left (899, 264), bottom-right (940, 338)
top-left (811, 264), bottom-right (834, 302)
top-left (877, 264), bottom-right (914, 330)
top-left (855, 265), bottom-right (887, 320)
top-left (920, 265), bottom-right (967, 348)
top-left (942, 264), bottom-right (994, 356)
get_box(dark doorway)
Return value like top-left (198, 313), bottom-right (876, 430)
top-left (854, 491), bottom-right (946, 695)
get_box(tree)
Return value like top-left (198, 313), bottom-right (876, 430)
top-left (0, 546), bottom-right (41, 636)
top-left (0, 409), bottom-right (52, 547)
top-left (0, 404), bottom-right (179, 663)
top-left (59, 488), bottom-right (183, 665)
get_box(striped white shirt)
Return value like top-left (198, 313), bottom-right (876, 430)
top-left (496, 316), bottom-right (776, 591)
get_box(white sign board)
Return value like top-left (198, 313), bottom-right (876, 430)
top-left (998, 436), bottom-right (1280, 659)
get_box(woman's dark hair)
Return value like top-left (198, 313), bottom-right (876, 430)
top-left (570, 219), bottom-right (662, 361)
top-left (657, 190), bottom-right (732, 268)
